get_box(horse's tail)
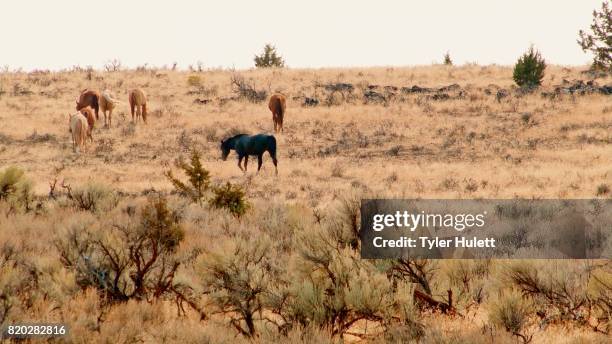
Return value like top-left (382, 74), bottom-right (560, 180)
top-left (92, 95), bottom-right (99, 120)
top-left (268, 135), bottom-right (277, 160)
top-left (102, 92), bottom-right (120, 105)
top-left (268, 135), bottom-right (278, 175)
top-left (276, 99), bottom-right (285, 120)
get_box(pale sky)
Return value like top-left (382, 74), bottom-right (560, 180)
top-left (0, 0), bottom-right (602, 71)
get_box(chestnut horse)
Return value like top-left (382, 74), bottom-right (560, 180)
top-left (268, 94), bottom-right (286, 133)
top-left (75, 89), bottom-right (100, 120)
top-left (79, 106), bottom-right (96, 141)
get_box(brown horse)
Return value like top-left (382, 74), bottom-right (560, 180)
top-left (75, 89), bottom-right (100, 120)
top-left (79, 106), bottom-right (96, 141)
top-left (128, 88), bottom-right (147, 123)
top-left (268, 94), bottom-right (286, 133)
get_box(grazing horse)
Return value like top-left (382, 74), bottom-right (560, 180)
top-left (76, 89), bottom-right (100, 120)
top-left (220, 134), bottom-right (278, 175)
top-left (79, 106), bottom-right (96, 141)
top-left (128, 88), bottom-right (148, 123)
top-left (268, 94), bottom-right (286, 133)
top-left (99, 90), bottom-right (119, 127)
top-left (68, 112), bottom-right (90, 153)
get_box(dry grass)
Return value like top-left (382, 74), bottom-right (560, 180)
top-left (0, 65), bottom-right (610, 343)
top-left (0, 65), bottom-right (610, 203)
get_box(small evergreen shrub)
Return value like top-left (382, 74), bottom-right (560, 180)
top-left (209, 182), bottom-right (249, 218)
top-left (164, 150), bottom-right (211, 204)
top-left (513, 46), bottom-right (546, 88)
top-left (443, 51), bottom-right (453, 66)
top-left (254, 44), bottom-right (285, 68)
top-left (578, 1), bottom-right (612, 71)
top-left (596, 183), bottom-right (609, 196)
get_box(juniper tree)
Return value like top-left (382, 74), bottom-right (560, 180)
top-left (577, 1), bottom-right (612, 71)
top-left (254, 44), bottom-right (285, 68)
top-left (513, 46), bottom-right (546, 88)
top-left (164, 149), bottom-right (211, 204)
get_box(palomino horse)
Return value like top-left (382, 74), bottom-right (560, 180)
top-left (68, 112), bottom-right (90, 153)
top-left (220, 134), bottom-right (278, 175)
top-left (100, 90), bottom-right (119, 127)
top-left (128, 88), bottom-right (148, 123)
top-left (268, 94), bottom-right (286, 133)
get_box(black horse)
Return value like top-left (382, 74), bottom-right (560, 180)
top-left (220, 134), bottom-right (278, 175)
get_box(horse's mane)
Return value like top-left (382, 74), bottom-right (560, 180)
top-left (226, 133), bottom-right (248, 141)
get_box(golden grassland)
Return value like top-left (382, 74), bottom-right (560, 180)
top-left (0, 65), bottom-right (610, 343)
top-left (0, 65), bottom-right (610, 202)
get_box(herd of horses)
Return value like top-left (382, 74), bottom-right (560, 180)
top-left (69, 89), bottom-right (286, 175)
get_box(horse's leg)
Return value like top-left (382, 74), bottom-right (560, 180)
top-left (272, 156), bottom-right (278, 175)
top-left (130, 102), bottom-right (135, 122)
top-left (269, 151), bottom-right (278, 176)
top-left (244, 156), bottom-right (248, 172)
top-left (256, 155), bottom-right (263, 174)
top-left (237, 156), bottom-right (244, 172)
top-left (109, 108), bottom-right (112, 128)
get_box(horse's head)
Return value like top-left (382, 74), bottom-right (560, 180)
top-left (220, 139), bottom-right (230, 161)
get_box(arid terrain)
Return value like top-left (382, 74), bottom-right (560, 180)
top-left (0, 65), bottom-right (610, 343)
top-left (0, 65), bottom-right (610, 201)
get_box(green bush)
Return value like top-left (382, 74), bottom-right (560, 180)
top-left (0, 166), bottom-right (35, 212)
top-left (513, 46), bottom-right (546, 88)
top-left (187, 75), bottom-right (202, 87)
top-left (578, 2), bottom-right (612, 71)
top-left (209, 182), bottom-right (250, 218)
top-left (443, 51), bottom-right (453, 66)
top-left (165, 150), bottom-right (211, 204)
top-left (254, 44), bottom-right (285, 68)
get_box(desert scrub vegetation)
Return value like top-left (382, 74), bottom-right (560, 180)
top-left (165, 149), bottom-right (249, 217)
top-left (55, 197), bottom-right (191, 302)
top-left (61, 181), bottom-right (118, 213)
top-left (489, 289), bottom-right (534, 343)
top-left (0, 166), bottom-right (35, 213)
top-left (0, 180), bottom-right (611, 342)
top-left (0, 64), bottom-right (610, 342)
top-left (503, 260), bottom-right (611, 333)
